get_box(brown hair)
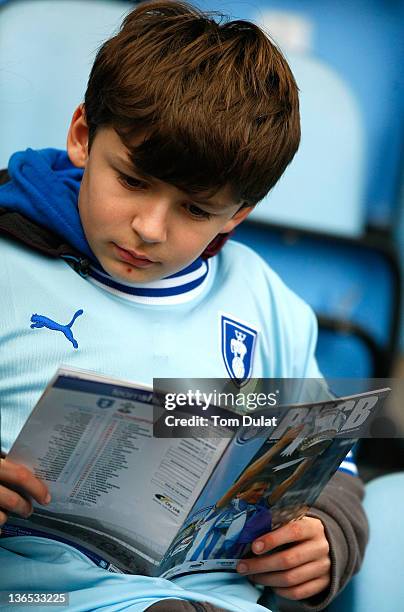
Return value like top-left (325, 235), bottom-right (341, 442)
top-left (84, 0), bottom-right (300, 206)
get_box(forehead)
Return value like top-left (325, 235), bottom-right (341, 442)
top-left (92, 126), bottom-right (240, 208)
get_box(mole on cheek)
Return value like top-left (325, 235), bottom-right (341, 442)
top-left (127, 268), bottom-right (132, 273)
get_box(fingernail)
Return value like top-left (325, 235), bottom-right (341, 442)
top-left (44, 493), bottom-right (51, 504)
top-left (253, 541), bottom-right (264, 553)
top-left (237, 563), bottom-right (248, 573)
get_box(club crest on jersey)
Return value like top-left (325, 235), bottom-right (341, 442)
top-left (221, 315), bottom-right (257, 385)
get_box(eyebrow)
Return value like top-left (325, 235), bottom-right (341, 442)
top-left (113, 155), bottom-right (237, 209)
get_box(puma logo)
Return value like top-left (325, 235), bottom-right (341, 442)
top-left (30, 309), bottom-right (84, 349)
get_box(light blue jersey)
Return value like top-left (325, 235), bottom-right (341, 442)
top-left (0, 233), bottom-right (354, 611)
top-left (0, 236), bottom-right (322, 454)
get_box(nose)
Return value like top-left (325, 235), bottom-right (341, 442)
top-left (130, 197), bottom-right (169, 244)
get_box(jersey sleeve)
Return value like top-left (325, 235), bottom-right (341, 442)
top-left (338, 448), bottom-right (358, 477)
top-left (290, 297), bottom-right (323, 379)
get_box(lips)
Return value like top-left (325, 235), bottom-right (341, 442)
top-left (113, 244), bottom-right (156, 269)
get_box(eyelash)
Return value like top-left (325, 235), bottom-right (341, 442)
top-left (117, 173), bottom-right (146, 190)
top-left (117, 172), bottom-right (213, 220)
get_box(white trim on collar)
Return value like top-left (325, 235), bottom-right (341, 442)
top-left (87, 258), bottom-right (211, 305)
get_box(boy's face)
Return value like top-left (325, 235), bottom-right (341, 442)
top-left (67, 106), bottom-right (253, 283)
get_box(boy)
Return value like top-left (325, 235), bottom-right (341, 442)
top-left (0, 2), bottom-right (367, 611)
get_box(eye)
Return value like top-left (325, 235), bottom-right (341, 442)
top-left (185, 203), bottom-right (212, 220)
top-left (117, 172), bottom-right (147, 190)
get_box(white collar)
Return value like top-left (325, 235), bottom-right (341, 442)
top-left (87, 257), bottom-right (211, 305)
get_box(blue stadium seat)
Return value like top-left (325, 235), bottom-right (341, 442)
top-left (234, 223), bottom-right (401, 378)
top-left (0, 0), bottom-right (132, 166)
top-left (248, 53), bottom-right (366, 238)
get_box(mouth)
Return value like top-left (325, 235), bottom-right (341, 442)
top-left (113, 244), bottom-right (157, 269)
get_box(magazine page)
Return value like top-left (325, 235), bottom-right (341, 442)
top-left (4, 367), bottom-right (230, 575)
top-left (158, 387), bottom-right (390, 579)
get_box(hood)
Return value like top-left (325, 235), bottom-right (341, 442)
top-left (0, 148), bottom-right (94, 259)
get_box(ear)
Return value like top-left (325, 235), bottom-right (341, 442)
top-left (221, 205), bottom-right (255, 233)
top-left (66, 104), bottom-right (89, 168)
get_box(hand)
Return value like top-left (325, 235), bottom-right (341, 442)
top-left (0, 457), bottom-right (51, 529)
top-left (237, 517), bottom-right (331, 601)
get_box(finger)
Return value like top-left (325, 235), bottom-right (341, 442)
top-left (251, 558), bottom-right (331, 588)
top-left (0, 483), bottom-right (33, 518)
top-left (252, 517), bottom-right (320, 554)
top-left (0, 509), bottom-right (9, 526)
top-left (0, 459), bottom-right (50, 505)
top-left (273, 574), bottom-right (331, 600)
top-left (238, 538), bottom-right (329, 575)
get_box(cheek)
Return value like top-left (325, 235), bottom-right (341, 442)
top-left (77, 188), bottom-right (92, 234)
top-left (80, 182), bottom-right (123, 231)
top-left (175, 226), bottom-right (216, 255)
top-left (78, 174), bottom-right (100, 226)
